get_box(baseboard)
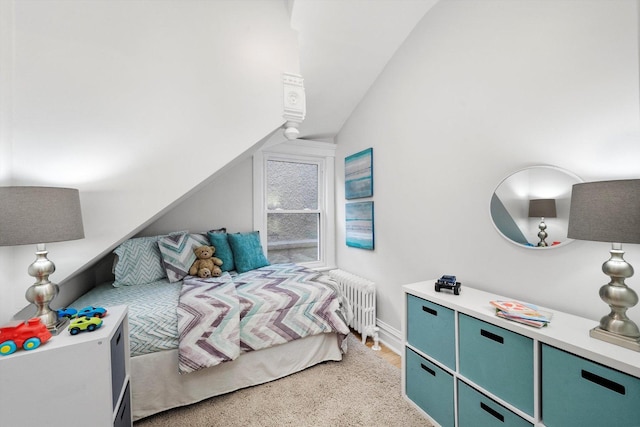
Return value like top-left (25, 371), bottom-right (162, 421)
top-left (375, 319), bottom-right (402, 355)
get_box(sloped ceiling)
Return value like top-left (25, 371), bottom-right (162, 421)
top-left (0, 0), bottom-right (302, 323)
top-left (289, 0), bottom-right (440, 140)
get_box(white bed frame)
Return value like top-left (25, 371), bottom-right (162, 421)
top-left (131, 332), bottom-right (342, 420)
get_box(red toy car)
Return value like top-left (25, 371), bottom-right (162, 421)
top-left (0, 318), bottom-right (52, 356)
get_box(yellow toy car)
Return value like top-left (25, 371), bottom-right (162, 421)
top-left (68, 316), bottom-right (103, 335)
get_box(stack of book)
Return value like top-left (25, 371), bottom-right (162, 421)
top-left (490, 300), bottom-right (553, 328)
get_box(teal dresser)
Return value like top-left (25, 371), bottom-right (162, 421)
top-left (405, 347), bottom-right (455, 427)
top-left (458, 313), bottom-right (534, 416)
top-left (407, 295), bottom-right (456, 370)
top-left (541, 344), bottom-right (640, 427)
top-left (402, 281), bottom-right (640, 427)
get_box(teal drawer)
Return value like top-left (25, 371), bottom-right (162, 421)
top-left (458, 314), bottom-right (533, 416)
top-left (458, 380), bottom-right (533, 427)
top-left (405, 347), bottom-right (455, 427)
top-left (406, 294), bottom-right (455, 369)
top-left (542, 344), bottom-right (640, 427)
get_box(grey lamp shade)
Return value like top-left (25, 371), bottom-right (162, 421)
top-left (528, 199), bottom-right (557, 218)
top-left (567, 179), bottom-right (640, 244)
top-left (0, 186), bottom-right (85, 246)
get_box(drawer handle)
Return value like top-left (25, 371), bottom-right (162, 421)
top-left (422, 306), bottom-right (437, 316)
top-left (480, 329), bottom-right (504, 344)
top-left (581, 369), bottom-right (626, 395)
top-left (420, 363), bottom-right (436, 376)
top-left (480, 402), bottom-right (504, 422)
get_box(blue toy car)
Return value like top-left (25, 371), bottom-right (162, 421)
top-left (57, 307), bottom-right (78, 319)
top-left (77, 306), bottom-right (107, 318)
top-left (435, 275), bottom-right (461, 295)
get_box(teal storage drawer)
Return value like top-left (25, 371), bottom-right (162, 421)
top-left (406, 347), bottom-right (454, 427)
top-left (542, 344), bottom-right (640, 427)
top-left (458, 380), bottom-right (533, 427)
top-left (406, 294), bottom-right (455, 369)
top-left (458, 314), bottom-right (533, 416)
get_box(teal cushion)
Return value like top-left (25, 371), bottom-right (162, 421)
top-left (227, 231), bottom-right (269, 273)
top-left (113, 235), bottom-right (167, 287)
top-left (207, 231), bottom-right (234, 272)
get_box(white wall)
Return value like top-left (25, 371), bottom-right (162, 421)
top-left (0, 0), bottom-right (299, 323)
top-left (0, 0), bottom-right (15, 315)
top-left (140, 156), bottom-right (255, 238)
top-left (335, 0), bottom-right (640, 337)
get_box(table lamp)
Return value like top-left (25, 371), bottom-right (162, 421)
top-left (528, 198), bottom-right (557, 247)
top-left (567, 179), bottom-right (640, 351)
top-left (0, 186), bottom-right (84, 334)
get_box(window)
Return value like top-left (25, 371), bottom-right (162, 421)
top-left (267, 159), bottom-right (320, 263)
top-left (253, 140), bottom-right (336, 269)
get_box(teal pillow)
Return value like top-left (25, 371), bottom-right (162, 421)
top-left (227, 231), bottom-right (269, 273)
top-left (207, 231), bottom-right (235, 272)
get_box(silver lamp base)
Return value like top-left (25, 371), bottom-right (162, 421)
top-left (47, 316), bottom-right (70, 336)
top-left (536, 218), bottom-right (549, 247)
top-left (591, 243), bottom-right (640, 352)
top-left (25, 244), bottom-right (66, 334)
top-left (590, 326), bottom-right (640, 352)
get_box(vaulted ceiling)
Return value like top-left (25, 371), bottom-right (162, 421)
top-left (288, 0), bottom-right (440, 140)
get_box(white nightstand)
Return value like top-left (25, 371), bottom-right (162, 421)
top-left (0, 305), bottom-right (131, 427)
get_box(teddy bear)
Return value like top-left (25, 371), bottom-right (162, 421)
top-left (189, 245), bottom-right (223, 278)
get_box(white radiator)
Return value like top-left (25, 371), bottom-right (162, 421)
top-left (329, 269), bottom-right (380, 350)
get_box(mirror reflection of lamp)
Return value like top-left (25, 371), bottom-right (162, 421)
top-left (528, 199), bottom-right (557, 247)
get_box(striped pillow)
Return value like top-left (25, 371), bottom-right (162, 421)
top-left (158, 232), bottom-right (210, 282)
top-left (113, 235), bottom-right (167, 287)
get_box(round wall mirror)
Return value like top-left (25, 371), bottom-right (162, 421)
top-left (490, 165), bottom-right (583, 249)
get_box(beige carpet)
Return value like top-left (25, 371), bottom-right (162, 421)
top-left (134, 334), bottom-right (432, 426)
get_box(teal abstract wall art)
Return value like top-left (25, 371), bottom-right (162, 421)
top-left (345, 148), bottom-right (373, 199)
top-left (346, 201), bottom-right (374, 250)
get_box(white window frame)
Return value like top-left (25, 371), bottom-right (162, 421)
top-left (253, 140), bottom-right (336, 270)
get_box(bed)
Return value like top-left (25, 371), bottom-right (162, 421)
top-left (71, 231), bottom-right (351, 420)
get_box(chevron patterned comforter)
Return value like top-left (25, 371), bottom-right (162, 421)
top-left (177, 264), bottom-right (351, 374)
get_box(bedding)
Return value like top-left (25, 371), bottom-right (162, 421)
top-left (177, 264), bottom-right (351, 373)
top-left (72, 278), bottom-right (181, 357)
top-left (75, 263), bottom-right (351, 360)
top-left (178, 273), bottom-right (240, 372)
top-left (75, 232), bottom-right (352, 420)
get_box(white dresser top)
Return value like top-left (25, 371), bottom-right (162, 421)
top-left (404, 281), bottom-right (640, 378)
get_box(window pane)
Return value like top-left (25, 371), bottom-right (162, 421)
top-left (267, 213), bottom-right (319, 263)
top-left (267, 160), bottom-right (318, 210)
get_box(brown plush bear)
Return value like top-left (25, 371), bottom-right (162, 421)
top-left (189, 245), bottom-right (223, 278)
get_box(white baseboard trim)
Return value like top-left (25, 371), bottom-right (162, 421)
top-left (375, 319), bottom-right (402, 355)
